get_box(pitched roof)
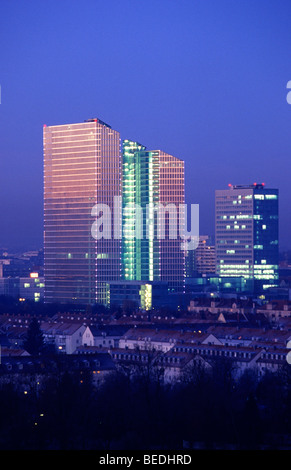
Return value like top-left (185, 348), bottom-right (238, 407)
top-left (207, 325), bottom-right (291, 344)
top-left (40, 321), bottom-right (85, 336)
top-left (121, 327), bottom-right (210, 344)
top-left (1, 347), bottom-right (30, 356)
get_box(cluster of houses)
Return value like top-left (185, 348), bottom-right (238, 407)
top-left (109, 325), bottom-right (291, 382)
top-left (0, 299), bottom-right (291, 390)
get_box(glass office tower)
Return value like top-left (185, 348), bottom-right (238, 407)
top-left (122, 141), bottom-right (185, 292)
top-left (122, 140), bottom-right (147, 282)
top-left (44, 119), bottom-right (121, 304)
top-left (215, 183), bottom-right (279, 294)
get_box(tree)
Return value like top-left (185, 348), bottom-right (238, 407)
top-left (23, 317), bottom-right (44, 355)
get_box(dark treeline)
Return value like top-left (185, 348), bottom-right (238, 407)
top-left (0, 360), bottom-right (291, 450)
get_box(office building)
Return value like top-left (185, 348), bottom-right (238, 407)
top-left (107, 280), bottom-right (169, 311)
top-left (44, 118), bottom-right (121, 304)
top-left (122, 141), bottom-right (185, 292)
top-left (19, 272), bottom-right (45, 302)
top-left (122, 140), bottom-right (147, 282)
top-left (0, 277), bottom-right (20, 298)
top-left (215, 183), bottom-right (279, 294)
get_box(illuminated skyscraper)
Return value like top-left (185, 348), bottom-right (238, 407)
top-left (122, 140), bottom-right (147, 282)
top-left (215, 183), bottom-right (279, 294)
top-left (44, 118), bottom-right (121, 304)
top-left (122, 141), bottom-right (185, 293)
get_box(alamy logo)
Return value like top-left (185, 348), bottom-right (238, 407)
top-left (286, 340), bottom-right (291, 365)
top-left (286, 81), bottom-right (291, 104)
top-left (90, 196), bottom-right (199, 250)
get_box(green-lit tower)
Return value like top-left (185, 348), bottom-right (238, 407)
top-left (122, 140), bottom-right (185, 293)
top-left (122, 140), bottom-right (147, 281)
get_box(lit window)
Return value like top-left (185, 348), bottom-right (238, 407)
top-left (265, 194), bottom-right (277, 200)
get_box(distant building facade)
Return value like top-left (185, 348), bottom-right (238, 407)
top-left (107, 280), bottom-right (169, 311)
top-left (185, 235), bottom-right (216, 277)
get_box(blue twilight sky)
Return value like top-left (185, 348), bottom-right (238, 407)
top-left (0, 0), bottom-right (291, 252)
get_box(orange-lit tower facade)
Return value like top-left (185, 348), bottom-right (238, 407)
top-left (43, 118), bottom-right (121, 305)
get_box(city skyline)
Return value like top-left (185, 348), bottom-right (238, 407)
top-left (43, 118), bottom-right (187, 305)
top-left (1, 1), bottom-right (291, 252)
top-left (1, 2), bottom-right (291, 452)
top-left (0, 111), bottom-right (289, 254)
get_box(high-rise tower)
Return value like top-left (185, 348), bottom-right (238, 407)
top-left (122, 141), bottom-right (185, 293)
top-left (43, 118), bottom-right (121, 304)
top-left (215, 183), bottom-right (279, 293)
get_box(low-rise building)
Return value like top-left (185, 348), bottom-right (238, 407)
top-left (257, 348), bottom-right (289, 376)
top-left (91, 325), bottom-right (130, 349)
top-left (119, 328), bottom-right (219, 353)
top-left (207, 325), bottom-right (291, 349)
top-left (40, 322), bottom-right (94, 354)
top-left (0, 353), bottom-right (116, 391)
top-left (257, 300), bottom-right (291, 321)
top-left (174, 342), bottom-right (262, 380)
top-left (188, 298), bottom-right (255, 317)
top-left (109, 347), bottom-right (161, 379)
top-left (157, 350), bottom-right (196, 384)
top-left (1, 347), bottom-right (30, 357)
